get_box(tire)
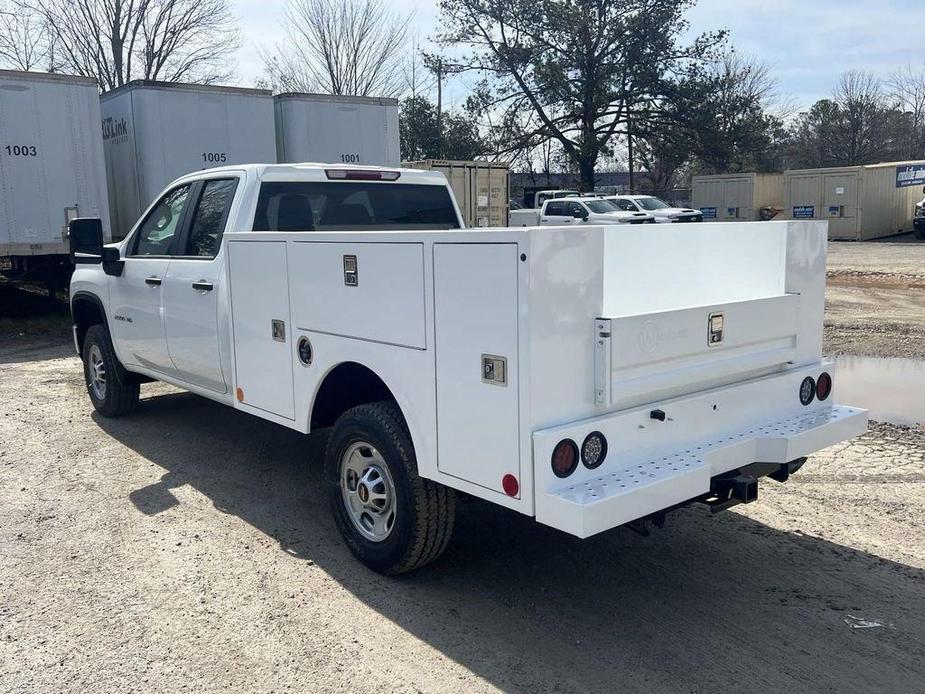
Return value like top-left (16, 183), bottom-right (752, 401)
top-left (325, 401), bottom-right (455, 575)
top-left (82, 324), bottom-right (140, 417)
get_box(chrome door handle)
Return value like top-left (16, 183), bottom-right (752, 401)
top-left (191, 280), bottom-right (213, 292)
top-left (145, 276), bottom-right (162, 286)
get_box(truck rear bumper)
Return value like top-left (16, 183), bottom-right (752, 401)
top-left (533, 366), bottom-right (868, 538)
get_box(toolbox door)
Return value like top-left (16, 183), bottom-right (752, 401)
top-left (227, 240), bottom-right (295, 420)
top-left (433, 243), bottom-right (520, 495)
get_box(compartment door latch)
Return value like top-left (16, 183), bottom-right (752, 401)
top-left (595, 318), bottom-right (612, 406)
top-left (708, 312), bottom-right (724, 347)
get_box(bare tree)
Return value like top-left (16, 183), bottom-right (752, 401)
top-left (885, 64), bottom-right (925, 159)
top-left (0, 0), bottom-right (53, 71)
top-left (833, 70), bottom-right (887, 164)
top-left (28, 0), bottom-right (241, 91)
top-left (262, 0), bottom-right (411, 97)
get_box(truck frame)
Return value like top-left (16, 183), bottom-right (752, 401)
top-left (70, 163), bottom-right (868, 574)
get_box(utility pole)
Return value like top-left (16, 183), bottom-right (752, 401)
top-left (435, 57), bottom-right (443, 138)
top-left (627, 112), bottom-right (635, 195)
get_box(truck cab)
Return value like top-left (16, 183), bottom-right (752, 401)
top-left (72, 164), bottom-right (463, 396)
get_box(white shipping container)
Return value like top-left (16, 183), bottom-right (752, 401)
top-left (403, 160), bottom-right (509, 227)
top-left (691, 173), bottom-right (783, 221)
top-left (0, 70), bottom-right (111, 257)
top-left (100, 81), bottom-right (276, 238)
top-left (275, 93), bottom-right (399, 167)
top-left (783, 161), bottom-right (925, 240)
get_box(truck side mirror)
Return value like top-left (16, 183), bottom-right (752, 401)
top-left (102, 246), bottom-right (124, 277)
top-left (70, 218), bottom-right (103, 264)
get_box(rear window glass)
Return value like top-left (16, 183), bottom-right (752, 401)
top-left (252, 181), bottom-right (460, 231)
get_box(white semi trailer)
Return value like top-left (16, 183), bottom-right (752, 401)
top-left (69, 163), bottom-right (867, 575)
top-left (274, 93), bottom-right (400, 167)
top-left (0, 70), bottom-right (110, 289)
top-left (100, 81), bottom-right (276, 239)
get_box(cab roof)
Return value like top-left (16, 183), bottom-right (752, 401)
top-left (176, 162), bottom-right (449, 186)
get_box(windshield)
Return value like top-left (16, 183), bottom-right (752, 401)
top-left (585, 200), bottom-right (619, 214)
top-left (252, 181), bottom-right (460, 231)
top-left (634, 197), bottom-right (671, 211)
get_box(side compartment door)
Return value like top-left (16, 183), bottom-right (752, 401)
top-left (109, 183), bottom-right (194, 375)
top-left (227, 240), bottom-right (295, 420)
top-left (162, 177), bottom-right (240, 392)
top-left (433, 243), bottom-right (520, 495)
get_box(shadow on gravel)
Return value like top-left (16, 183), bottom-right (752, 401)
top-left (0, 338), bottom-right (73, 365)
top-left (95, 390), bottom-right (925, 694)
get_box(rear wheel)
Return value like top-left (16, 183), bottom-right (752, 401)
top-left (325, 401), bottom-right (455, 575)
top-left (82, 324), bottom-right (139, 417)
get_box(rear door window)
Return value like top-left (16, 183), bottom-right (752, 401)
top-left (183, 178), bottom-right (238, 258)
top-left (252, 182), bottom-right (460, 231)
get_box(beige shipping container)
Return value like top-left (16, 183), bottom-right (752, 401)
top-left (783, 161), bottom-right (925, 240)
top-left (403, 159), bottom-right (509, 227)
top-left (691, 173), bottom-right (784, 221)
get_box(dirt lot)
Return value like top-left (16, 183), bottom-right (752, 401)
top-left (825, 235), bottom-right (925, 358)
top-left (2, 239), bottom-right (925, 693)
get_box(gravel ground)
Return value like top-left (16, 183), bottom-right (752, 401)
top-left (2, 238), bottom-right (925, 693)
top-left (824, 236), bottom-right (925, 358)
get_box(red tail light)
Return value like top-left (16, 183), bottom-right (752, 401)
top-left (324, 169), bottom-right (401, 181)
top-left (816, 372), bottom-right (832, 401)
top-left (552, 439), bottom-right (579, 478)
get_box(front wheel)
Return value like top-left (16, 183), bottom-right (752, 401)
top-left (82, 324), bottom-right (140, 417)
top-left (325, 401), bottom-right (455, 575)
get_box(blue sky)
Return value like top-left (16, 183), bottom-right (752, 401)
top-left (232, 0), bottom-right (925, 111)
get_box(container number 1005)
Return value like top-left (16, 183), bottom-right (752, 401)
top-left (202, 152), bottom-right (227, 163)
top-left (4, 144), bottom-right (37, 157)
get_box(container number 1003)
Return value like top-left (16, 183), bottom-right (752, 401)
top-left (4, 144), bottom-right (37, 157)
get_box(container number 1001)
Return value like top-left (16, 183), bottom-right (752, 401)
top-left (4, 144), bottom-right (37, 157)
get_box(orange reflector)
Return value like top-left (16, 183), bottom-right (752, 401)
top-left (236, 387), bottom-right (244, 402)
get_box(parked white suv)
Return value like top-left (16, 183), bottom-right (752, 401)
top-left (510, 196), bottom-right (654, 226)
top-left (606, 195), bottom-right (703, 223)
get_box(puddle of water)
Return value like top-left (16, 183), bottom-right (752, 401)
top-left (835, 356), bottom-right (925, 426)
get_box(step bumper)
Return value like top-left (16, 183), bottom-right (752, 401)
top-left (535, 405), bottom-right (868, 539)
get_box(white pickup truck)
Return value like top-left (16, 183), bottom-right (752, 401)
top-left (509, 196), bottom-right (654, 227)
top-left (70, 163), bottom-right (867, 575)
top-left (606, 195), bottom-right (704, 223)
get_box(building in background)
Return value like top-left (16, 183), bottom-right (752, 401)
top-left (784, 162), bottom-right (925, 240)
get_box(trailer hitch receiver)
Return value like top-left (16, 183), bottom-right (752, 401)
top-left (705, 472), bottom-right (759, 513)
